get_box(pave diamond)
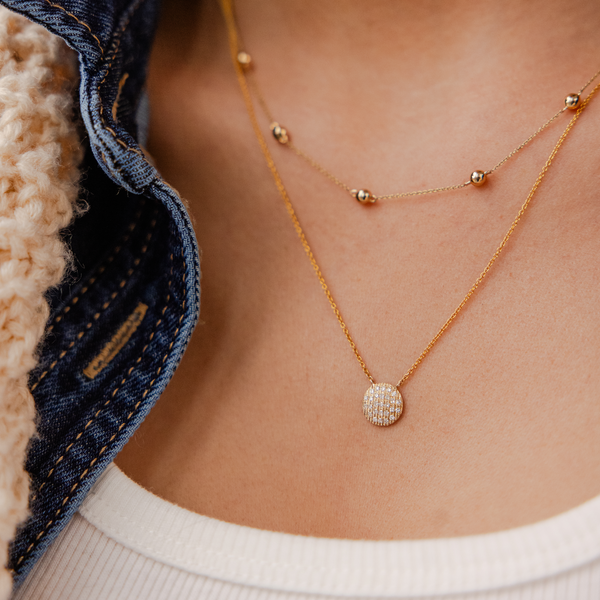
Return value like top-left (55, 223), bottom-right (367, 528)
top-left (363, 383), bottom-right (404, 427)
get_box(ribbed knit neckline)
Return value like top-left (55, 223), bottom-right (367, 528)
top-left (79, 464), bottom-right (600, 597)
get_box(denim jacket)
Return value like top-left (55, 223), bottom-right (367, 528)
top-left (0, 0), bottom-right (199, 584)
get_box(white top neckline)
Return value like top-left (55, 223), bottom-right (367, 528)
top-left (79, 464), bottom-right (600, 597)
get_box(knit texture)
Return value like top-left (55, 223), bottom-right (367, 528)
top-left (0, 8), bottom-right (80, 597)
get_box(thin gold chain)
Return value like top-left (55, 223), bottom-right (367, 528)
top-left (249, 74), bottom-right (568, 199)
top-left (397, 84), bottom-right (598, 386)
top-left (579, 68), bottom-right (600, 94)
top-left (221, 0), bottom-right (374, 381)
top-left (220, 0), bottom-right (598, 389)
top-left (477, 68), bottom-right (600, 179)
top-left (232, 9), bottom-right (599, 202)
top-left (292, 66), bottom-right (600, 200)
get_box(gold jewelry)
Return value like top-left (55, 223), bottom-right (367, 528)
top-left (229, 19), bottom-right (599, 205)
top-left (220, 0), bottom-right (598, 426)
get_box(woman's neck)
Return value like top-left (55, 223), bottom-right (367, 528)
top-left (231, 0), bottom-right (600, 76)
top-left (160, 0), bottom-right (600, 192)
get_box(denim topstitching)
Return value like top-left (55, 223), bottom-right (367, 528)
top-left (42, 0), bottom-right (104, 56)
top-left (30, 207), bottom-right (158, 392)
top-left (16, 243), bottom-right (186, 567)
top-left (47, 200), bottom-right (147, 334)
top-left (94, 0), bottom-right (148, 160)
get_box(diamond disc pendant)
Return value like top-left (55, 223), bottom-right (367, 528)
top-left (363, 383), bottom-right (404, 426)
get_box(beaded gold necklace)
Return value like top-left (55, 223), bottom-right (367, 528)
top-left (228, 10), bottom-right (600, 204)
top-left (220, 0), bottom-right (599, 426)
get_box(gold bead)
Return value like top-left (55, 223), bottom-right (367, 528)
top-left (237, 51), bottom-right (252, 69)
top-left (470, 170), bottom-right (487, 187)
top-left (270, 122), bottom-right (289, 144)
top-left (565, 93), bottom-right (580, 110)
top-left (352, 189), bottom-right (375, 204)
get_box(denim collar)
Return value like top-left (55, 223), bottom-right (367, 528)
top-left (0, 0), bottom-right (201, 584)
top-left (3, 0), bottom-right (160, 192)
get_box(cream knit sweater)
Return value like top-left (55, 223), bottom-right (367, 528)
top-left (0, 8), bottom-right (80, 597)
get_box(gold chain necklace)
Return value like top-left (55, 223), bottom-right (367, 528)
top-left (220, 0), bottom-right (599, 426)
top-left (227, 5), bottom-right (600, 204)
top-left (249, 66), bottom-right (599, 203)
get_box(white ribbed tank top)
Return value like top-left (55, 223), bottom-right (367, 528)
top-left (13, 463), bottom-right (600, 599)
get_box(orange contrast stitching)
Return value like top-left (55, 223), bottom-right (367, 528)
top-left (19, 247), bottom-right (185, 568)
top-left (43, 0), bottom-right (104, 56)
top-left (47, 201), bottom-right (146, 335)
top-left (31, 213), bottom-right (158, 392)
top-left (96, 0), bottom-right (147, 159)
top-left (112, 73), bottom-right (129, 121)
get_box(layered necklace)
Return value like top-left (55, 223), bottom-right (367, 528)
top-left (219, 0), bottom-right (599, 427)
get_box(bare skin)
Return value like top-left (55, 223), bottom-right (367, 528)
top-left (116, 0), bottom-right (600, 540)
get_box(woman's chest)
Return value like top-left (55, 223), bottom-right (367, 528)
top-left (117, 58), bottom-right (600, 540)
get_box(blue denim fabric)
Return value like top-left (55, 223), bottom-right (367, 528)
top-left (0, 0), bottom-right (201, 585)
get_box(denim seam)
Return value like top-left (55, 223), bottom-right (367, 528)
top-left (18, 246), bottom-right (185, 568)
top-left (42, 0), bottom-right (104, 56)
top-left (98, 148), bottom-right (125, 180)
top-left (96, 0), bottom-right (148, 159)
top-left (30, 210), bottom-right (158, 392)
top-left (46, 200), bottom-right (146, 335)
top-left (112, 72), bottom-right (130, 121)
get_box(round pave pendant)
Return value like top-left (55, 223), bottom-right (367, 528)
top-left (363, 383), bottom-right (403, 426)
